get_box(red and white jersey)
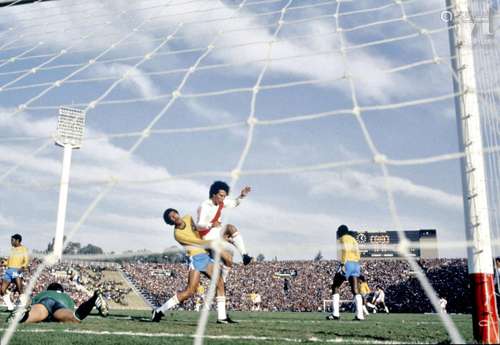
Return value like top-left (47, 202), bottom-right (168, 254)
top-left (196, 198), bottom-right (240, 239)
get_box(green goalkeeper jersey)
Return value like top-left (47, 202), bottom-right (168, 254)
top-left (32, 290), bottom-right (75, 310)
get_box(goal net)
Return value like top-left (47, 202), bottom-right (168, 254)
top-left (0, 0), bottom-right (499, 344)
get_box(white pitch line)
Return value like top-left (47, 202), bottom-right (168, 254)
top-left (233, 318), bottom-right (470, 325)
top-left (0, 328), bottom-right (434, 344)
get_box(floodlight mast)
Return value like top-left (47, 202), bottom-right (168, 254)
top-left (53, 106), bottom-right (85, 261)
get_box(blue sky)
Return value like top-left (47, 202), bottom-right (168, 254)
top-left (0, 0), bottom-right (485, 259)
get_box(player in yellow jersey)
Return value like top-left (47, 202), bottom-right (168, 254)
top-left (249, 291), bottom-right (261, 311)
top-left (326, 225), bottom-right (364, 321)
top-left (194, 285), bottom-right (205, 312)
top-left (1, 234), bottom-right (29, 311)
top-left (359, 275), bottom-right (371, 317)
top-left (152, 208), bottom-right (236, 324)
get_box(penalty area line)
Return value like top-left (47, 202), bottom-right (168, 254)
top-left (0, 328), bottom-right (432, 344)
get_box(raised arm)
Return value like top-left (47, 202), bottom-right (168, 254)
top-left (224, 186), bottom-right (251, 208)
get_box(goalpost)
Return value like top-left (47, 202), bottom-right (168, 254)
top-left (447, 0), bottom-right (499, 343)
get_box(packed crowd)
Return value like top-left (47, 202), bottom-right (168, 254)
top-left (122, 258), bottom-right (470, 313)
top-left (122, 262), bottom-right (190, 309)
top-left (1, 258), bottom-right (469, 312)
top-left (2, 259), bottom-right (131, 306)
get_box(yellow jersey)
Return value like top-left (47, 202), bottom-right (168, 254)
top-left (174, 215), bottom-right (210, 257)
top-left (338, 234), bottom-right (360, 264)
top-left (197, 285), bottom-right (205, 295)
top-left (360, 282), bottom-right (370, 295)
top-left (6, 245), bottom-right (29, 269)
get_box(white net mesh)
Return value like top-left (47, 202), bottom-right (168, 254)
top-left (1, 0), bottom-right (500, 344)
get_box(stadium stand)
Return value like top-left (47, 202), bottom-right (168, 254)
top-left (1, 259), bottom-right (469, 313)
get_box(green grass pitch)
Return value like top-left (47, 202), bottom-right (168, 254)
top-left (1, 309), bottom-right (474, 344)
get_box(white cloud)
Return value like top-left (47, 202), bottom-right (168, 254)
top-left (184, 97), bottom-right (235, 123)
top-left (0, 110), bottom-right (169, 185)
top-left (0, 214), bottom-right (12, 227)
top-left (0, 108), bottom-right (57, 137)
top-left (0, 0), bottom-right (447, 102)
top-left (299, 170), bottom-right (462, 209)
top-left (229, 197), bottom-right (466, 259)
top-left (92, 63), bottom-right (160, 99)
top-left (5, 0), bottom-right (156, 52)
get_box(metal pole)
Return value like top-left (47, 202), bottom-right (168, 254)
top-left (54, 144), bottom-right (73, 260)
top-left (447, 0), bottom-right (499, 342)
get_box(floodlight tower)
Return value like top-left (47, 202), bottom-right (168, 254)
top-left (53, 107), bottom-right (86, 260)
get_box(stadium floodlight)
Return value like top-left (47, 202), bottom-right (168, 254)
top-left (53, 106), bottom-right (86, 260)
top-left (447, 0), bottom-right (499, 343)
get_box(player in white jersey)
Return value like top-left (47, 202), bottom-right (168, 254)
top-left (197, 181), bottom-right (253, 267)
top-left (368, 286), bottom-right (389, 313)
top-left (439, 296), bottom-right (447, 313)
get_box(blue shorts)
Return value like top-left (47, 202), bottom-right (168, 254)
top-left (2, 268), bottom-right (23, 283)
top-left (189, 253), bottom-right (213, 273)
top-left (36, 297), bottom-right (68, 322)
top-left (343, 261), bottom-right (360, 278)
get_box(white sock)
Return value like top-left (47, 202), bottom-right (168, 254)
top-left (231, 232), bottom-right (247, 256)
top-left (158, 294), bottom-right (179, 314)
top-left (384, 305), bottom-right (389, 313)
top-left (221, 265), bottom-right (231, 283)
top-left (354, 294), bottom-right (364, 320)
top-left (19, 294), bottom-right (28, 307)
top-left (216, 296), bottom-right (227, 320)
top-left (3, 293), bottom-right (14, 311)
top-left (332, 293), bottom-right (340, 317)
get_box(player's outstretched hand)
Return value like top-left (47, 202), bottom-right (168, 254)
top-left (240, 186), bottom-right (251, 198)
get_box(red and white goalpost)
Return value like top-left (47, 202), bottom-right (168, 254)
top-left (447, 0), bottom-right (499, 343)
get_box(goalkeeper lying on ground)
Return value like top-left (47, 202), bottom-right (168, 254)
top-left (10, 282), bottom-right (107, 323)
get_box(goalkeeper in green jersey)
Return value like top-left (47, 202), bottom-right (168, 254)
top-left (11, 282), bottom-right (107, 323)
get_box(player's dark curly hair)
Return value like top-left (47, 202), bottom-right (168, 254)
top-left (336, 224), bottom-right (349, 239)
top-left (11, 234), bottom-right (22, 242)
top-left (163, 208), bottom-right (178, 226)
top-left (47, 282), bottom-right (64, 293)
top-left (209, 181), bottom-right (230, 198)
